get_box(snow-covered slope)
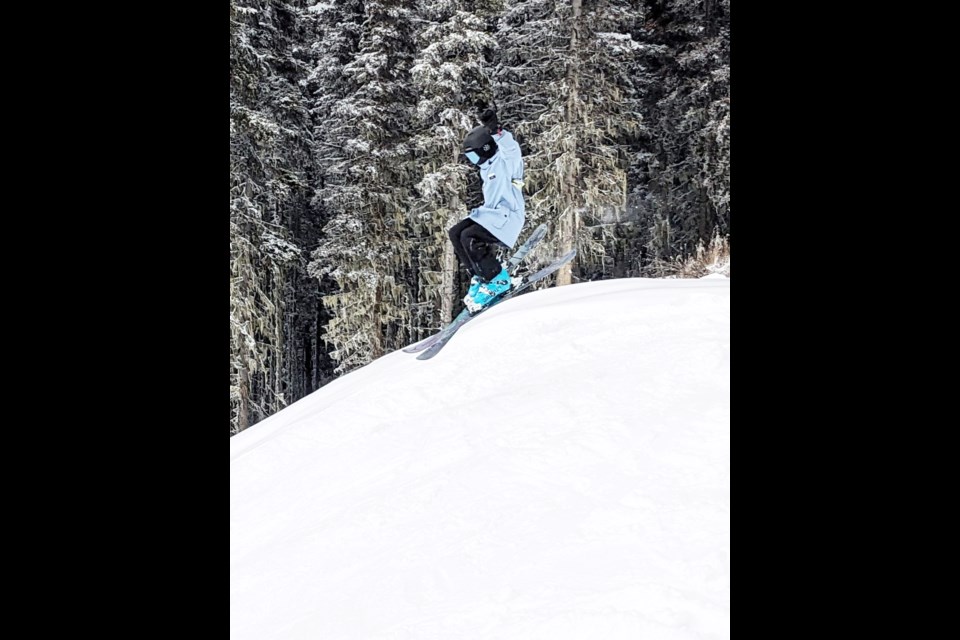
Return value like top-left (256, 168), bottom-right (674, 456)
top-left (231, 276), bottom-right (730, 639)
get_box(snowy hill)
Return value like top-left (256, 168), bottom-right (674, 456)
top-left (230, 276), bottom-right (730, 639)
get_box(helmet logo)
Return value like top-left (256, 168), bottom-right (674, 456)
top-left (482, 144), bottom-right (490, 152)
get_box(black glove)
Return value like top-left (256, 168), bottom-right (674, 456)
top-left (480, 108), bottom-right (499, 134)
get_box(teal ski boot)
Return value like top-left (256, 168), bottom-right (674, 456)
top-left (464, 266), bottom-right (512, 314)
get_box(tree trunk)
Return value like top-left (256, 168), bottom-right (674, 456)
top-left (441, 208), bottom-right (458, 324)
top-left (238, 366), bottom-right (249, 433)
top-left (557, 0), bottom-right (583, 287)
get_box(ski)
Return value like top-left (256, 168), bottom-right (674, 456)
top-left (506, 222), bottom-right (546, 271)
top-left (403, 224), bottom-right (548, 354)
top-left (416, 248), bottom-right (577, 360)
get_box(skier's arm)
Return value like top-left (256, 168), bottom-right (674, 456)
top-left (496, 131), bottom-right (524, 186)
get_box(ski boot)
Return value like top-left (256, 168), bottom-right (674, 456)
top-left (467, 275), bottom-right (482, 300)
top-left (464, 266), bottom-right (512, 314)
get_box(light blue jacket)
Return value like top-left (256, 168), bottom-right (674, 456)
top-left (468, 130), bottom-right (526, 248)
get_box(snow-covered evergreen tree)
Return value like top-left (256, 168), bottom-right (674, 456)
top-left (308, 0), bottom-right (419, 374)
top-left (632, 0), bottom-right (730, 268)
top-left (230, 0), bottom-right (326, 434)
top-left (493, 0), bottom-right (645, 285)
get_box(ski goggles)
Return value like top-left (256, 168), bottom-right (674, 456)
top-left (464, 150), bottom-right (481, 164)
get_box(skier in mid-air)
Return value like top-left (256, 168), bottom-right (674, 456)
top-left (448, 108), bottom-right (526, 314)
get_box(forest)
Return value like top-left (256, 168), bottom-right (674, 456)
top-left (230, 0), bottom-right (729, 434)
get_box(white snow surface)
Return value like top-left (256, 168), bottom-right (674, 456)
top-left (231, 276), bottom-right (730, 639)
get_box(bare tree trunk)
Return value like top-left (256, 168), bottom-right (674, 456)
top-left (441, 208), bottom-right (457, 324)
top-left (238, 367), bottom-right (249, 433)
top-left (372, 284), bottom-right (384, 358)
top-left (557, 0), bottom-right (583, 287)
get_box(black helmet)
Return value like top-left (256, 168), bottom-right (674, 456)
top-left (462, 125), bottom-right (498, 164)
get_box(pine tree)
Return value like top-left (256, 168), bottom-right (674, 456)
top-left (229, 0), bottom-right (319, 434)
top-left (634, 0), bottom-right (730, 265)
top-left (307, 0), bottom-right (419, 374)
top-left (493, 0), bottom-right (645, 285)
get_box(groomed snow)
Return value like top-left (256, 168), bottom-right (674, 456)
top-left (231, 276), bottom-right (730, 639)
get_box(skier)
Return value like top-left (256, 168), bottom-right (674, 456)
top-left (448, 109), bottom-right (526, 314)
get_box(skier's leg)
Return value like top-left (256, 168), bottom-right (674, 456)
top-left (461, 224), bottom-right (504, 281)
top-left (461, 224), bottom-right (511, 312)
top-left (448, 218), bottom-right (481, 277)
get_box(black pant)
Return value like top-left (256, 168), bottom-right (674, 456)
top-left (448, 218), bottom-right (504, 281)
